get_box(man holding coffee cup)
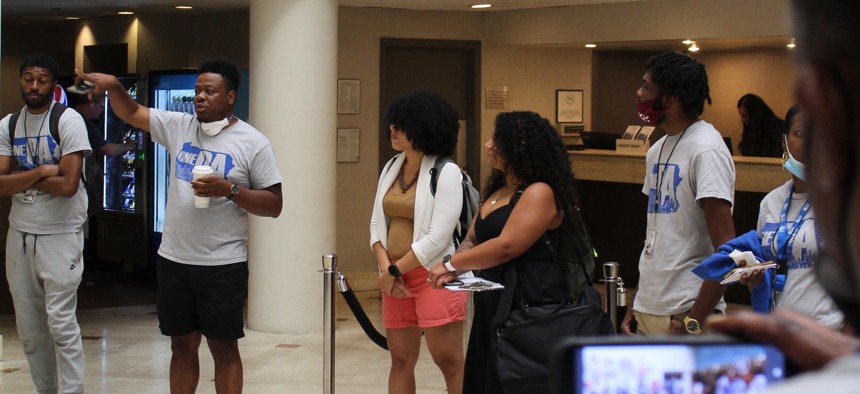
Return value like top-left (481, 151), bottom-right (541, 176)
top-left (76, 58), bottom-right (282, 394)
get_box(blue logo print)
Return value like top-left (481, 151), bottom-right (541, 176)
top-left (761, 221), bottom-right (820, 270)
top-left (12, 135), bottom-right (60, 168)
top-left (647, 163), bottom-right (682, 214)
top-left (175, 142), bottom-right (235, 181)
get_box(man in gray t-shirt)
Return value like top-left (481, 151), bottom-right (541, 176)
top-left (78, 58), bottom-right (283, 393)
top-left (0, 54), bottom-right (90, 394)
top-left (621, 51), bottom-right (736, 336)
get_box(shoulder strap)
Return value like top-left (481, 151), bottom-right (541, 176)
top-left (8, 111), bottom-right (20, 135)
top-left (49, 103), bottom-right (68, 143)
top-left (382, 153), bottom-right (400, 177)
top-left (429, 156), bottom-right (454, 196)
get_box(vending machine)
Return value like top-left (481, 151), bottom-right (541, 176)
top-left (93, 75), bottom-right (150, 272)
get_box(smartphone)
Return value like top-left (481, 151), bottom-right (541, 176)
top-left (443, 279), bottom-right (464, 287)
top-left (67, 81), bottom-right (94, 95)
top-left (550, 335), bottom-right (787, 394)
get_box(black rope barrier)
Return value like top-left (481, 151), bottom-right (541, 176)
top-left (339, 288), bottom-right (389, 350)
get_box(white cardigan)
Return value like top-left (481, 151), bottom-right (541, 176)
top-left (369, 154), bottom-right (463, 270)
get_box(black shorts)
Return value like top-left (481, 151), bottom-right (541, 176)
top-left (157, 256), bottom-right (248, 340)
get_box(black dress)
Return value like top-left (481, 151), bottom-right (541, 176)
top-left (462, 204), bottom-right (567, 394)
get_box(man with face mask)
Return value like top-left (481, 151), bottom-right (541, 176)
top-left (76, 58), bottom-right (283, 394)
top-left (0, 54), bottom-right (91, 394)
top-left (621, 51), bottom-right (736, 336)
top-left (707, 0), bottom-right (860, 392)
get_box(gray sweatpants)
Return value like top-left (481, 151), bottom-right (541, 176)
top-left (6, 228), bottom-right (85, 394)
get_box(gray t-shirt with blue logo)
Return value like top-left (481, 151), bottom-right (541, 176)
top-left (150, 109), bottom-right (282, 266)
top-left (635, 120), bottom-right (735, 316)
top-left (0, 102), bottom-right (91, 234)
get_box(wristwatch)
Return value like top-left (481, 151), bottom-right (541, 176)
top-left (387, 262), bottom-right (402, 278)
top-left (226, 183), bottom-right (240, 200)
top-left (443, 254), bottom-right (456, 272)
top-left (683, 316), bottom-right (702, 335)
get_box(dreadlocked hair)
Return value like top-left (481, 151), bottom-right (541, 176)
top-left (646, 51), bottom-right (712, 117)
top-left (482, 111), bottom-right (580, 218)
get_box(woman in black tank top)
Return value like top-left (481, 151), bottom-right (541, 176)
top-left (427, 111), bottom-right (583, 393)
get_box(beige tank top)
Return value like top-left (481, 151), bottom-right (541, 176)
top-left (383, 182), bottom-right (416, 261)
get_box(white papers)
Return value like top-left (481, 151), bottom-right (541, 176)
top-left (721, 250), bottom-right (776, 284)
top-left (444, 277), bottom-right (504, 292)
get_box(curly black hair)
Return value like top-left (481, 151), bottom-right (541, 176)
top-left (198, 58), bottom-right (241, 93)
top-left (645, 51), bottom-right (711, 117)
top-left (483, 111), bottom-right (579, 217)
top-left (385, 90), bottom-right (459, 157)
top-left (20, 53), bottom-right (60, 81)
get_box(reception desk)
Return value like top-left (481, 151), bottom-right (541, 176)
top-left (569, 149), bottom-right (787, 305)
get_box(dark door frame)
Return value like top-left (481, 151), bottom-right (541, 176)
top-left (379, 38), bottom-right (482, 184)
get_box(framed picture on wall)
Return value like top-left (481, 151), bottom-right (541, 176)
top-left (556, 89), bottom-right (583, 123)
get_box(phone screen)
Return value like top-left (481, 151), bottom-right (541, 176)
top-left (553, 337), bottom-right (786, 394)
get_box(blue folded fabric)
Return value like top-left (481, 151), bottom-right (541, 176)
top-left (692, 230), bottom-right (772, 313)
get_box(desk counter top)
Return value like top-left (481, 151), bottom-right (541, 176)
top-left (569, 149), bottom-right (789, 193)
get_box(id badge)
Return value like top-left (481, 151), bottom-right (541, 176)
top-left (23, 188), bottom-right (37, 204)
top-left (644, 230), bottom-right (656, 257)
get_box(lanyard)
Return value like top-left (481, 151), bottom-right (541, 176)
top-left (772, 186), bottom-right (810, 264)
top-left (653, 123), bottom-right (693, 212)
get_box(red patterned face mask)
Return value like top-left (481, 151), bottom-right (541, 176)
top-left (636, 95), bottom-right (665, 126)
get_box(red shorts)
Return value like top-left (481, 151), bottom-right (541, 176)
top-left (382, 265), bottom-right (468, 329)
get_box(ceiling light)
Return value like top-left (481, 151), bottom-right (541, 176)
top-left (787, 38), bottom-right (796, 49)
top-left (175, 5), bottom-right (193, 10)
top-left (585, 44), bottom-right (597, 48)
top-left (682, 39), bottom-right (695, 45)
top-left (688, 43), bottom-right (700, 52)
top-left (65, 16), bottom-right (80, 20)
top-left (471, 4), bottom-right (493, 9)
top-left (117, 11), bottom-right (134, 15)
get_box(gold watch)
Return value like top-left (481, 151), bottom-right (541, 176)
top-left (683, 316), bottom-right (702, 335)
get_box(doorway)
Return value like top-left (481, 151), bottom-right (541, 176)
top-left (379, 38), bottom-right (481, 184)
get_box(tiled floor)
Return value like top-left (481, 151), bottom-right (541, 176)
top-left (0, 290), bottom-right (450, 393)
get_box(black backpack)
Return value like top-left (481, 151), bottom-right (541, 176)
top-left (8, 103), bottom-right (97, 214)
top-left (429, 156), bottom-right (479, 248)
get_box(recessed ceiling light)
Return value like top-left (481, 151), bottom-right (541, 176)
top-left (175, 5), bottom-right (193, 10)
top-left (682, 39), bottom-right (695, 45)
top-left (585, 44), bottom-right (597, 48)
top-left (117, 11), bottom-right (134, 15)
top-left (65, 16), bottom-right (80, 20)
top-left (471, 4), bottom-right (493, 9)
top-left (787, 38), bottom-right (796, 49)
top-left (688, 43), bottom-right (700, 52)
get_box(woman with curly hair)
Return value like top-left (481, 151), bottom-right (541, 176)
top-left (427, 111), bottom-right (583, 393)
top-left (737, 93), bottom-right (784, 157)
top-left (369, 90), bottom-right (468, 394)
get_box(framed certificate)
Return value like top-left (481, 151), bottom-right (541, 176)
top-left (556, 89), bottom-right (583, 123)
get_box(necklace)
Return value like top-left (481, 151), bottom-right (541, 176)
top-left (398, 165), bottom-right (418, 192)
top-left (491, 187), bottom-right (511, 205)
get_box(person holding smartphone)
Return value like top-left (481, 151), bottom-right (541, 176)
top-left (369, 90), bottom-right (468, 394)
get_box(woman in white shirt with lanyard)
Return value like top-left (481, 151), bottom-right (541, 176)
top-left (743, 105), bottom-right (844, 330)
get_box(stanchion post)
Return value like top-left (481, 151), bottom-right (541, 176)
top-left (322, 253), bottom-right (337, 394)
top-left (603, 262), bottom-right (620, 333)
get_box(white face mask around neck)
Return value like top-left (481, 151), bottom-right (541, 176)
top-left (199, 115), bottom-right (234, 137)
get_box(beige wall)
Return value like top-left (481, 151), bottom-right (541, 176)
top-left (592, 48), bottom-right (797, 154)
top-left (698, 48), bottom-right (796, 152)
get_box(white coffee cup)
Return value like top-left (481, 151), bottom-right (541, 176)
top-left (191, 165), bottom-right (215, 208)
